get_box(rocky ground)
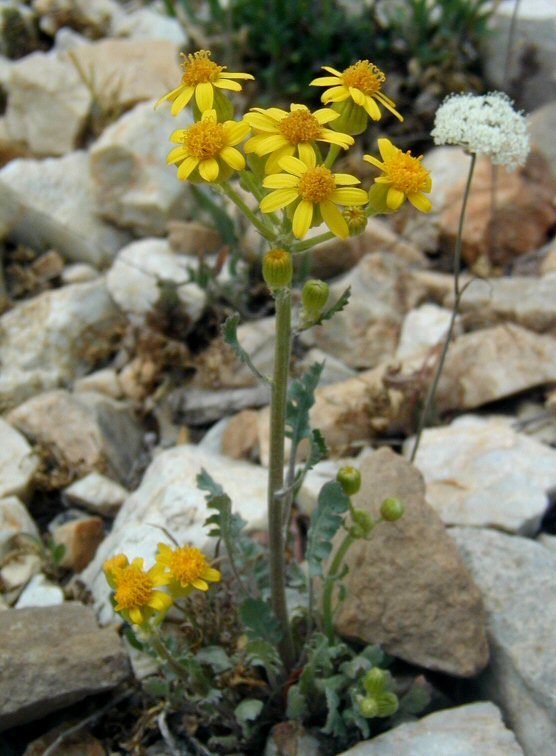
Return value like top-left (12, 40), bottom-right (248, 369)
top-left (1, 0), bottom-right (556, 754)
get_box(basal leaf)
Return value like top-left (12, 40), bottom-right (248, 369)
top-left (240, 597), bottom-right (282, 644)
top-left (306, 481), bottom-right (350, 578)
top-left (286, 684), bottom-right (309, 720)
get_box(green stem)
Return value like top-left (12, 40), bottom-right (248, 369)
top-left (324, 143), bottom-right (342, 169)
top-left (149, 632), bottom-right (190, 684)
top-left (322, 532), bottom-right (354, 643)
top-left (220, 181), bottom-right (276, 241)
top-left (291, 230), bottom-right (335, 253)
top-left (410, 152), bottom-right (477, 463)
top-left (268, 287), bottom-right (295, 669)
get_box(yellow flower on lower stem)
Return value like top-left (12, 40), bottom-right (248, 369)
top-left (156, 543), bottom-right (221, 598)
top-left (364, 138), bottom-right (432, 213)
top-left (244, 104), bottom-right (354, 173)
top-left (167, 109), bottom-right (250, 183)
top-left (156, 50), bottom-right (254, 117)
top-left (260, 152), bottom-right (368, 240)
top-left (110, 557), bottom-right (172, 626)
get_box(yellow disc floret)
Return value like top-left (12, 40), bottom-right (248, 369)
top-left (156, 543), bottom-right (221, 596)
top-left (381, 151), bottom-right (430, 195)
top-left (279, 110), bottom-right (323, 145)
top-left (298, 166), bottom-right (336, 203)
top-left (185, 120), bottom-right (227, 160)
top-left (364, 138), bottom-right (432, 213)
top-left (341, 61), bottom-right (385, 95)
top-left (181, 50), bottom-right (223, 86)
top-left (108, 556), bottom-right (172, 626)
top-left (114, 563), bottom-right (153, 609)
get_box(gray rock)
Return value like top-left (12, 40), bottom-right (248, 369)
top-left (451, 527), bottom-right (556, 756)
top-left (538, 533), bottom-right (556, 554)
top-left (0, 279), bottom-right (122, 411)
top-left (0, 496), bottom-right (38, 547)
top-left (338, 701), bottom-right (523, 755)
top-left (333, 448), bottom-right (489, 677)
top-left (106, 238), bottom-right (205, 325)
top-left (0, 603), bottom-right (129, 730)
top-left (90, 101), bottom-right (192, 236)
top-left (530, 101), bottom-right (556, 182)
top-left (0, 152), bottom-right (130, 266)
top-left (7, 390), bottom-right (143, 484)
top-left (405, 415), bottom-right (556, 534)
top-left (81, 444), bottom-right (269, 624)
top-left (0, 419), bottom-right (38, 500)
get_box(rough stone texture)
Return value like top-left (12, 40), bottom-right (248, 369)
top-left (15, 573), bottom-right (65, 608)
top-left (264, 721), bottom-right (322, 756)
top-left (90, 101), bottom-right (192, 236)
top-left (0, 553), bottom-right (41, 593)
top-left (73, 368), bottom-right (122, 399)
top-left (0, 279), bottom-right (122, 411)
top-left (333, 448), bottom-right (489, 677)
top-left (308, 252), bottom-right (427, 369)
top-left (61, 263), bottom-right (99, 285)
top-left (81, 444), bottom-right (269, 624)
top-left (53, 516), bottom-right (104, 571)
top-left (395, 303), bottom-right (458, 360)
top-left (0, 603), bottom-right (129, 730)
top-left (483, 0), bottom-right (556, 111)
top-left (106, 238), bottom-right (206, 326)
top-left (111, 5), bottom-right (187, 45)
top-left (338, 702), bottom-right (523, 755)
top-left (63, 471), bottom-right (128, 517)
top-left (4, 49), bottom-right (91, 154)
top-left (405, 415), bottom-right (556, 534)
top-left (0, 152), bottom-right (130, 266)
top-left (168, 220), bottom-right (223, 256)
top-left (451, 527), bottom-right (556, 756)
top-left (530, 101), bottom-right (556, 182)
top-left (0, 419), bottom-right (38, 500)
top-left (7, 390), bottom-right (143, 483)
top-left (33, 0), bottom-right (123, 38)
top-left (0, 496), bottom-right (38, 546)
top-left (436, 324), bottom-right (556, 412)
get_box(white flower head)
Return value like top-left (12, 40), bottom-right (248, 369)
top-left (431, 91), bottom-right (530, 171)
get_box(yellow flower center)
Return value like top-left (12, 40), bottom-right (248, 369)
top-left (383, 151), bottom-right (429, 194)
top-left (342, 61), bottom-right (385, 95)
top-left (185, 120), bottom-right (226, 160)
top-left (279, 110), bottom-right (322, 145)
top-left (114, 565), bottom-right (153, 609)
top-left (169, 546), bottom-right (208, 586)
top-left (298, 166), bottom-right (336, 203)
top-left (344, 206), bottom-right (367, 231)
top-left (181, 50), bottom-right (223, 86)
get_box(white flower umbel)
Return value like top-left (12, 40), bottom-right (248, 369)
top-left (431, 91), bottom-right (530, 170)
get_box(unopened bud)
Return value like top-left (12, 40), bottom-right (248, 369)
top-left (358, 696), bottom-right (379, 718)
top-left (364, 667), bottom-right (386, 697)
top-left (262, 248), bottom-right (292, 290)
top-left (380, 497), bottom-right (405, 522)
top-left (337, 466), bottom-right (361, 496)
top-left (349, 509), bottom-right (374, 539)
top-left (343, 206), bottom-right (367, 235)
top-left (301, 279), bottom-right (329, 316)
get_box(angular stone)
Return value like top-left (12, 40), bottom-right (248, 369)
top-left (333, 448), bottom-right (488, 677)
top-left (0, 152), bottom-right (130, 266)
top-left (0, 496), bottom-right (38, 547)
top-left (0, 603), bottom-right (129, 730)
top-left (61, 263), bottom-right (99, 285)
top-left (168, 220), bottom-right (223, 256)
top-left (0, 553), bottom-right (41, 592)
top-left (81, 444), bottom-right (269, 624)
top-left (396, 303), bottom-right (458, 360)
top-left (406, 415), bottom-right (556, 534)
top-left (106, 238), bottom-right (205, 326)
top-left (0, 419), bottom-right (38, 500)
top-left (7, 390), bottom-right (143, 483)
top-left (338, 702), bottom-right (523, 755)
top-left (530, 101), bottom-right (556, 182)
top-left (90, 101), bottom-right (192, 236)
top-left (452, 527), bottom-right (556, 756)
top-left (73, 368), bottom-right (122, 399)
top-left (63, 471), bottom-right (128, 517)
top-left (15, 573), bottom-right (65, 608)
top-left (53, 516), bottom-right (104, 571)
top-left (436, 324), bottom-right (556, 411)
top-left (111, 5), bottom-right (187, 45)
top-left (33, 0), bottom-right (123, 38)
top-left (0, 279), bottom-right (122, 411)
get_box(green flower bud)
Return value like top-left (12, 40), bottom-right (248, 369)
top-left (376, 692), bottom-right (399, 718)
top-left (336, 466), bottom-right (361, 496)
top-left (262, 249), bottom-right (293, 291)
top-left (349, 509), bottom-right (374, 539)
top-left (380, 497), bottom-right (405, 522)
top-left (363, 667), bottom-right (386, 697)
top-left (358, 696), bottom-right (379, 718)
top-left (301, 279), bottom-right (329, 316)
top-left (343, 206), bottom-right (368, 236)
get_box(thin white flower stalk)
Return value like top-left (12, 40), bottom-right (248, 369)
top-left (410, 91), bottom-right (530, 461)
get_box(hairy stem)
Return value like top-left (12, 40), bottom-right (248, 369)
top-left (220, 181), bottom-right (276, 241)
top-left (410, 152), bottom-right (476, 462)
top-left (322, 532), bottom-right (354, 643)
top-left (268, 287), bottom-right (295, 669)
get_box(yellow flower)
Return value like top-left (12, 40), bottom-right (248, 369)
top-left (111, 557), bottom-right (172, 626)
top-left (103, 553), bottom-right (129, 590)
top-left (167, 109), bottom-right (250, 183)
top-left (311, 61), bottom-right (402, 134)
top-left (156, 543), bottom-right (221, 597)
top-left (364, 138), bottom-right (432, 213)
top-left (244, 104), bottom-right (354, 173)
top-left (260, 152), bottom-right (368, 240)
top-left (156, 50), bottom-right (254, 116)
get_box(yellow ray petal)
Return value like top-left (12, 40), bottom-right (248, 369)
top-left (203, 567), bottom-right (221, 582)
top-left (244, 113), bottom-right (279, 131)
top-left (156, 83), bottom-right (187, 108)
top-left (263, 173), bottom-right (299, 189)
top-left (292, 199), bottom-right (314, 239)
top-left (166, 146), bottom-right (188, 165)
top-left (260, 188), bottom-right (298, 212)
top-left (408, 192), bottom-right (432, 213)
top-left (128, 607), bottom-right (145, 625)
top-left (219, 72), bottom-right (254, 80)
top-left (199, 158), bottom-right (220, 182)
top-left (310, 76), bottom-right (341, 86)
top-left (321, 86), bottom-right (349, 103)
top-left (320, 129), bottom-right (354, 149)
top-left (255, 133), bottom-right (289, 155)
top-left (297, 142), bottom-right (317, 165)
top-left (363, 154), bottom-right (384, 170)
top-left (192, 578), bottom-right (209, 591)
top-left (265, 144), bottom-right (294, 173)
top-left (170, 86), bottom-right (195, 116)
top-left (278, 155), bottom-right (309, 176)
top-left (376, 92), bottom-right (404, 122)
top-left (314, 107), bottom-right (339, 124)
top-left (214, 79), bottom-right (242, 91)
top-left (333, 173), bottom-right (361, 185)
top-left (322, 66), bottom-right (342, 76)
top-left (332, 187), bottom-right (368, 205)
top-left (320, 200), bottom-right (349, 239)
top-left (361, 94), bottom-right (381, 121)
top-left (378, 138), bottom-right (398, 161)
top-left (177, 156), bottom-right (198, 180)
top-left (220, 146), bottom-right (245, 171)
top-left (224, 120), bottom-right (250, 145)
top-left (349, 87), bottom-right (366, 106)
top-left (195, 81), bottom-right (214, 112)
top-left (386, 186), bottom-right (405, 210)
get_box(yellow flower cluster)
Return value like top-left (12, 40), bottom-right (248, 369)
top-left (157, 51), bottom-right (432, 241)
top-left (104, 544), bottom-right (221, 627)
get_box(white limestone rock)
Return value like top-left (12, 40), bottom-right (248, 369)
top-left (452, 527), bottom-right (556, 756)
top-left (396, 303), bottom-right (459, 360)
top-left (61, 263), bottom-right (98, 285)
top-left (338, 702), bottom-right (523, 755)
top-left (90, 101), bottom-right (192, 236)
top-left (111, 5), bottom-right (187, 45)
top-left (0, 279), bottom-right (122, 411)
top-left (0, 152), bottom-right (130, 266)
top-left (0, 496), bottom-right (39, 547)
top-left (63, 471), bottom-right (128, 517)
top-left (0, 420), bottom-right (38, 501)
top-left (15, 573), bottom-right (65, 608)
top-left (405, 415), bottom-right (556, 534)
top-left (73, 368), bottom-right (122, 399)
top-left (106, 238), bottom-right (206, 325)
top-left (32, 0), bottom-right (124, 37)
top-left (81, 444), bottom-right (269, 624)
